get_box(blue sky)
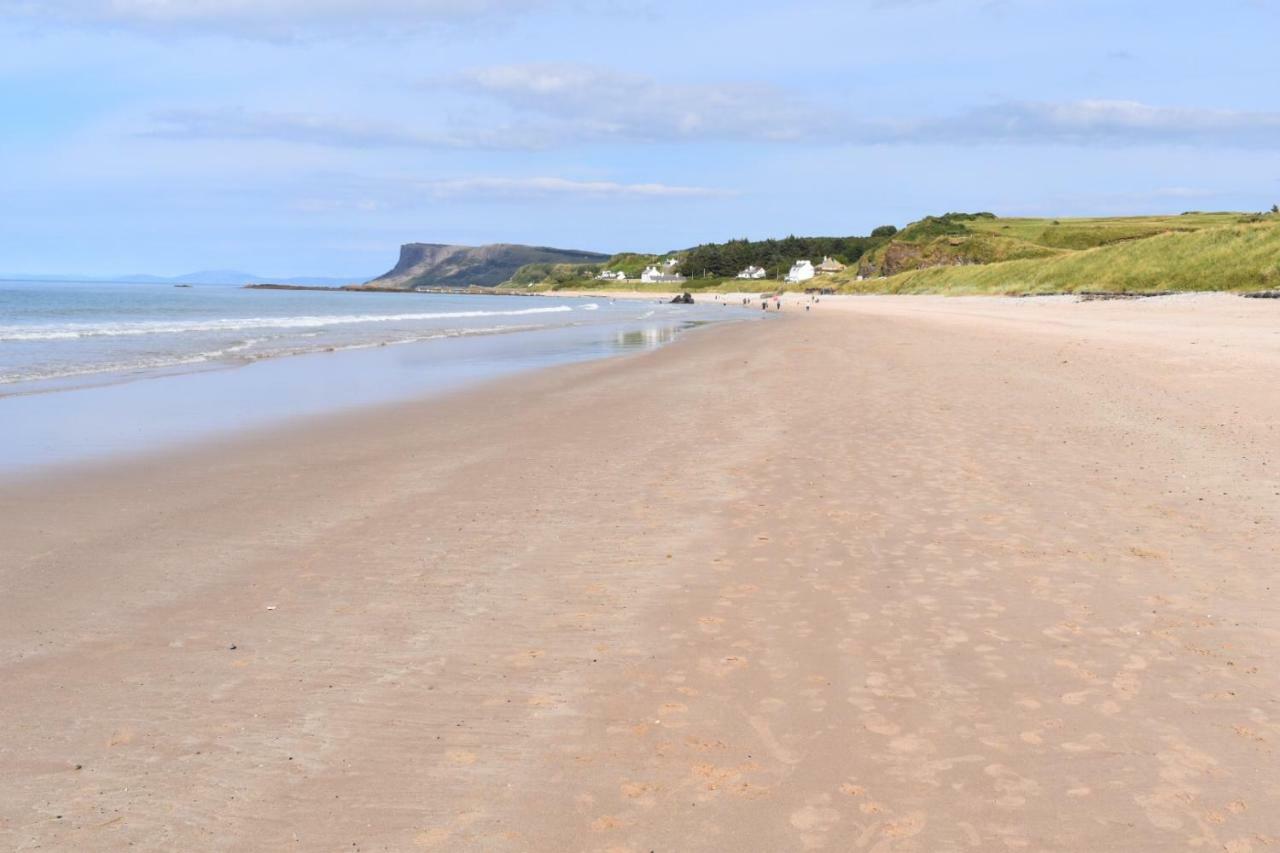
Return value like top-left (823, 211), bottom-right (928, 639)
top-left (2, 0), bottom-right (1278, 278)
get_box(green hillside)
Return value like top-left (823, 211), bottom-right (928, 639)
top-left (502, 234), bottom-right (891, 291)
top-left (839, 218), bottom-right (1280, 295)
top-left (855, 211), bottom-right (1256, 278)
top-left (499, 210), bottom-right (1280, 294)
top-left (961, 212), bottom-right (1245, 249)
top-left (504, 252), bottom-right (665, 289)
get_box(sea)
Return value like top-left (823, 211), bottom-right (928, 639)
top-left (0, 280), bottom-right (748, 477)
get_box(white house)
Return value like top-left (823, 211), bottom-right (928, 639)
top-left (785, 260), bottom-right (816, 284)
top-left (641, 265), bottom-right (686, 284)
top-left (595, 270), bottom-right (627, 281)
top-left (737, 265), bottom-right (767, 280)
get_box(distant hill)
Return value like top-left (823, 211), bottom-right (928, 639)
top-left (838, 212), bottom-right (1280, 294)
top-left (364, 243), bottom-right (610, 290)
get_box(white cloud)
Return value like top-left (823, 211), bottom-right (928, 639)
top-left (143, 108), bottom-right (533, 150)
top-left (0, 0), bottom-right (556, 37)
top-left (898, 99), bottom-right (1280, 147)
top-left (416, 176), bottom-right (727, 200)
top-left (292, 176), bottom-right (726, 211)
top-left (140, 72), bottom-right (1280, 153)
top-left (448, 65), bottom-right (1280, 149)
top-left (448, 64), bottom-right (825, 143)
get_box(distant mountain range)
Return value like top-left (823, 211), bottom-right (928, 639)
top-left (362, 243), bottom-right (610, 290)
top-left (1, 270), bottom-right (368, 286)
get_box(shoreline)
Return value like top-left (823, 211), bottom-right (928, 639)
top-left (0, 294), bottom-right (749, 479)
top-left (3, 295), bottom-right (1279, 850)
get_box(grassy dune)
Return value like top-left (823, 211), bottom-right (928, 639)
top-left (840, 220), bottom-right (1280, 295)
top-left (962, 212), bottom-right (1244, 249)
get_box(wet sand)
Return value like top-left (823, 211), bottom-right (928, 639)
top-left (2, 294), bottom-right (1279, 851)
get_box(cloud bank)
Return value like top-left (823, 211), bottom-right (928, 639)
top-left (416, 176), bottom-right (727, 199)
top-left (292, 176), bottom-right (727, 212)
top-left (898, 100), bottom-right (1280, 147)
top-left (0, 0), bottom-right (560, 37)
top-left (144, 108), bottom-right (532, 150)
top-left (146, 64), bottom-right (1280, 152)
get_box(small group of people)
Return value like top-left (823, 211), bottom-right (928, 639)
top-left (752, 295), bottom-right (784, 311)
top-left (756, 295), bottom-right (822, 311)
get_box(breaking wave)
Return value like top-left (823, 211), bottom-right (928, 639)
top-left (0, 305), bottom-right (577, 342)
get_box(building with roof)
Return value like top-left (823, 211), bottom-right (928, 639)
top-left (785, 260), bottom-right (815, 284)
top-left (640, 265), bottom-right (686, 284)
top-left (816, 256), bottom-right (847, 275)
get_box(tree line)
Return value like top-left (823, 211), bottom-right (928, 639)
top-left (677, 229), bottom-right (898, 279)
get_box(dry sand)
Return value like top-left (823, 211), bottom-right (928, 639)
top-left (2, 294), bottom-right (1279, 851)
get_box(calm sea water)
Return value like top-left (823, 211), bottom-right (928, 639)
top-left (0, 280), bottom-right (714, 388)
top-left (0, 280), bottom-right (748, 476)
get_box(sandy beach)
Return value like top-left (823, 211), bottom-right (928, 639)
top-left (3, 293), bottom-right (1279, 851)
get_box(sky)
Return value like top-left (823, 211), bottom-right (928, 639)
top-left (1, 0), bottom-right (1278, 278)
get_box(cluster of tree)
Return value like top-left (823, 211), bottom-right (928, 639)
top-left (892, 212), bottom-right (998, 242)
top-left (1240, 206), bottom-right (1280, 223)
top-left (508, 262), bottom-right (593, 286)
top-left (677, 230), bottom-right (897, 279)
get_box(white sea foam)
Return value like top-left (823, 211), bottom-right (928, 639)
top-left (0, 323), bottom-right (552, 387)
top-left (0, 305), bottom-right (576, 342)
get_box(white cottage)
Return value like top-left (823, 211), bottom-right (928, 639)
top-left (785, 260), bottom-right (816, 284)
top-left (641, 265), bottom-right (686, 284)
top-left (737, 265), bottom-right (767, 280)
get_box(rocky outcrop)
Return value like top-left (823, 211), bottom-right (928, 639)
top-left (364, 243), bottom-right (609, 290)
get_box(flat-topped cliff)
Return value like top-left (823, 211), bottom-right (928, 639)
top-left (364, 243), bottom-right (609, 290)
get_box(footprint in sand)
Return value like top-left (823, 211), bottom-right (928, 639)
top-left (620, 782), bottom-right (658, 806)
top-left (984, 763), bottom-right (1041, 809)
top-left (882, 812), bottom-right (927, 840)
top-left (862, 713), bottom-right (902, 736)
top-left (701, 655), bottom-right (750, 678)
top-left (790, 795), bottom-right (841, 850)
top-left (1060, 733), bottom-right (1107, 753)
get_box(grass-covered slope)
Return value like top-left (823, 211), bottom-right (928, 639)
top-left (856, 211), bottom-right (1253, 278)
top-left (840, 219), bottom-right (1280, 295)
top-left (962, 212), bottom-right (1245, 249)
